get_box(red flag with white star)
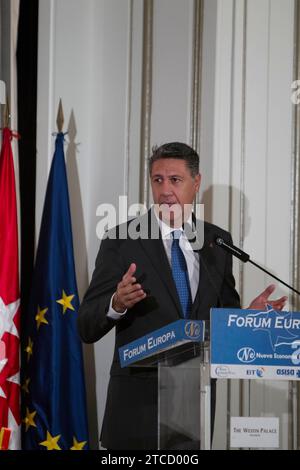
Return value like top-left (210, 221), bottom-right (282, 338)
top-left (0, 128), bottom-right (21, 449)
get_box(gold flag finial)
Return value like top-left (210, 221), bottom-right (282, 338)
top-left (56, 99), bottom-right (64, 133)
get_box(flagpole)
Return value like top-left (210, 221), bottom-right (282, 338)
top-left (3, 99), bottom-right (10, 128)
top-left (0, 81), bottom-right (7, 129)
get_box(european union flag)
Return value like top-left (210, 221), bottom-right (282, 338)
top-left (21, 133), bottom-right (89, 450)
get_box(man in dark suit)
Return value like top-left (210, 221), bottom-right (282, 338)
top-left (78, 142), bottom-right (287, 450)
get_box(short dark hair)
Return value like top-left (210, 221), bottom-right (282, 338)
top-left (149, 142), bottom-right (199, 177)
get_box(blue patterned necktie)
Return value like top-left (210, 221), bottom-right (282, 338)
top-left (171, 230), bottom-right (192, 318)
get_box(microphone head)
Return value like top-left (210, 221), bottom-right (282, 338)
top-left (215, 237), bottom-right (224, 247)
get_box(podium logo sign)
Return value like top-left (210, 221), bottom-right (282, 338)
top-left (184, 321), bottom-right (202, 339)
top-left (210, 306), bottom-right (300, 380)
top-left (237, 347), bottom-right (256, 363)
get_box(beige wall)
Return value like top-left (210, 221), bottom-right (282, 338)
top-left (37, 0), bottom-right (297, 449)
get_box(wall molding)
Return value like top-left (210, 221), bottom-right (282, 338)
top-left (291, 1), bottom-right (300, 312)
top-left (190, 0), bottom-right (204, 154)
top-left (139, 0), bottom-right (153, 206)
top-left (291, 0), bottom-right (300, 450)
top-left (124, 0), bottom-right (133, 197)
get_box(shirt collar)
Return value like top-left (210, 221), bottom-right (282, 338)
top-left (153, 209), bottom-right (193, 241)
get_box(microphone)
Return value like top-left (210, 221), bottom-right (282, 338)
top-left (215, 237), bottom-right (249, 263)
top-left (215, 236), bottom-right (300, 296)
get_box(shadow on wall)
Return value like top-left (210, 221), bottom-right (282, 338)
top-left (201, 184), bottom-right (251, 237)
top-left (66, 109), bottom-right (99, 449)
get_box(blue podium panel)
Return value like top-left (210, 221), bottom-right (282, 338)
top-left (210, 307), bottom-right (300, 380)
top-left (210, 307), bottom-right (299, 450)
top-left (119, 320), bottom-right (204, 368)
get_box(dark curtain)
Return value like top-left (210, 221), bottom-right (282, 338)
top-left (16, 0), bottom-right (39, 315)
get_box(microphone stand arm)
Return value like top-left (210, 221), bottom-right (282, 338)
top-left (215, 237), bottom-right (300, 296)
top-left (248, 259), bottom-right (300, 296)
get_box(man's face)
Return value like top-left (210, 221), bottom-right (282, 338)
top-left (150, 158), bottom-right (201, 227)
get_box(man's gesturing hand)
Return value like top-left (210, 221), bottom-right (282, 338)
top-left (112, 263), bottom-right (146, 313)
top-left (247, 284), bottom-right (287, 311)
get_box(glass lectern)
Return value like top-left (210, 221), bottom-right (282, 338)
top-left (129, 341), bottom-right (211, 450)
top-left (122, 316), bottom-right (298, 450)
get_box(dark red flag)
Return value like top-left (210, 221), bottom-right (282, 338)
top-left (0, 128), bottom-right (21, 449)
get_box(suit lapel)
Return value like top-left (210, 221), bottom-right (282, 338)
top-left (191, 244), bottom-right (213, 318)
top-left (138, 210), bottom-right (182, 318)
top-left (190, 224), bottom-right (221, 319)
